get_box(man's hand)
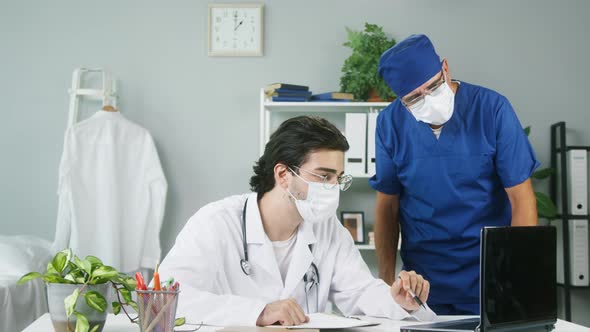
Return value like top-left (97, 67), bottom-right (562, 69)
top-left (256, 299), bottom-right (309, 326)
top-left (391, 270), bottom-right (430, 312)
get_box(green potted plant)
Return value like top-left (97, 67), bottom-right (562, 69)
top-left (340, 23), bottom-right (397, 102)
top-left (525, 126), bottom-right (558, 219)
top-left (18, 249), bottom-right (137, 332)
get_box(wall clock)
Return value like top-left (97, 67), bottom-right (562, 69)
top-left (208, 3), bottom-right (264, 56)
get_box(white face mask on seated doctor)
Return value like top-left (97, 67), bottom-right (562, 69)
top-left (285, 166), bottom-right (343, 224)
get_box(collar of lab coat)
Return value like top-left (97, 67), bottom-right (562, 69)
top-left (93, 110), bottom-right (123, 119)
top-left (244, 192), bottom-right (317, 246)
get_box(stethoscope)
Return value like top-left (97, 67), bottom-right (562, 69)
top-left (240, 198), bottom-right (320, 313)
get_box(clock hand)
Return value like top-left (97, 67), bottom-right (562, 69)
top-left (234, 20), bottom-right (244, 31)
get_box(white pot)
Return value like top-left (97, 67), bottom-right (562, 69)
top-left (46, 283), bottom-right (110, 332)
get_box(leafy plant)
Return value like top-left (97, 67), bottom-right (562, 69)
top-left (525, 126), bottom-right (558, 219)
top-left (340, 23), bottom-right (397, 101)
top-left (18, 249), bottom-right (137, 332)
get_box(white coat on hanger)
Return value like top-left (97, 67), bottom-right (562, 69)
top-left (53, 110), bottom-right (167, 272)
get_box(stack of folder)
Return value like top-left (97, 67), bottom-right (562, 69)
top-left (310, 92), bottom-right (354, 102)
top-left (265, 83), bottom-right (311, 102)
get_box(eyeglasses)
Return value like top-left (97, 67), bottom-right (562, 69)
top-left (289, 166), bottom-right (353, 191)
top-left (402, 71), bottom-right (446, 112)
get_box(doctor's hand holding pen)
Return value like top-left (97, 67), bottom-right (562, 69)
top-left (256, 298), bottom-right (310, 326)
top-left (391, 270), bottom-right (430, 312)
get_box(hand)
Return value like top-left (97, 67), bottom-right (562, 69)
top-left (391, 270), bottom-right (430, 312)
top-left (256, 299), bottom-right (309, 326)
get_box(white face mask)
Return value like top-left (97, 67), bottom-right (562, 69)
top-left (286, 171), bottom-right (340, 224)
top-left (410, 81), bottom-right (455, 125)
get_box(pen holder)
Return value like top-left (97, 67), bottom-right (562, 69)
top-left (136, 289), bottom-right (180, 332)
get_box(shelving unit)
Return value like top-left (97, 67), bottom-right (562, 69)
top-left (549, 121), bottom-right (590, 322)
top-left (260, 89), bottom-right (389, 178)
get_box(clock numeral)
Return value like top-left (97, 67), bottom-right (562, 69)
top-left (215, 17), bottom-right (221, 23)
top-left (223, 10), bottom-right (228, 17)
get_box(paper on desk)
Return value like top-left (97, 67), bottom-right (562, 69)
top-left (267, 313), bottom-right (379, 329)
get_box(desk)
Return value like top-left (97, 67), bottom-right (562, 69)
top-left (23, 314), bottom-right (590, 332)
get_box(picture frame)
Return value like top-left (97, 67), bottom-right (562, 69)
top-left (340, 211), bottom-right (365, 244)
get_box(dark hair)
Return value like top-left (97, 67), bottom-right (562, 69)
top-left (250, 116), bottom-right (349, 197)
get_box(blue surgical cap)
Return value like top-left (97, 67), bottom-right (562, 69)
top-left (378, 34), bottom-right (442, 98)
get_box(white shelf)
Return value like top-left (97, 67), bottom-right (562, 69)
top-left (356, 244), bottom-right (376, 250)
top-left (263, 101), bottom-right (390, 108)
top-left (351, 173), bottom-right (372, 179)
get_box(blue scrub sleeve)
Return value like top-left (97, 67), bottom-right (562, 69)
top-left (369, 114), bottom-right (401, 195)
top-left (494, 98), bottom-right (540, 188)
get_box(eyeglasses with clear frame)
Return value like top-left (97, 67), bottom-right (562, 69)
top-left (402, 70), bottom-right (446, 112)
top-left (289, 166), bottom-right (353, 191)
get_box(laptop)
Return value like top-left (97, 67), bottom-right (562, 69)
top-left (401, 226), bottom-right (557, 332)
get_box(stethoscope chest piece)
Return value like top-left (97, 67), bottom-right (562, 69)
top-left (240, 259), bottom-right (251, 276)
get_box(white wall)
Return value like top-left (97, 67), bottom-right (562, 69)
top-left (1, 0), bottom-right (589, 326)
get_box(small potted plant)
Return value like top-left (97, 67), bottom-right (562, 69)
top-left (18, 249), bottom-right (137, 332)
top-left (340, 23), bottom-right (397, 102)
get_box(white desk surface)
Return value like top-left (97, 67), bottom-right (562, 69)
top-left (23, 314), bottom-right (590, 332)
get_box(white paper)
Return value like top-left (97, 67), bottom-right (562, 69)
top-left (269, 313), bottom-right (378, 329)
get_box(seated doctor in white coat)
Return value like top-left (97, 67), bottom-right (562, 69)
top-left (159, 116), bottom-right (436, 326)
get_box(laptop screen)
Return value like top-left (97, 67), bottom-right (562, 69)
top-left (482, 226), bottom-right (557, 328)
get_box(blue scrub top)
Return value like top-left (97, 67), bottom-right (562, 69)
top-left (369, 81), bottom-right (539, 309)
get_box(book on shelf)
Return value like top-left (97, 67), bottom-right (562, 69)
top-left (310, 99), bottom-right (352, 102)
top-left (271, 89), bottom-right (313, 98)
top-left (264, 83), bottom-right (309, 94)
top-left (310, 92), bottom-right (354, 101)
top-left (271, 96), bottom-right (310, 102)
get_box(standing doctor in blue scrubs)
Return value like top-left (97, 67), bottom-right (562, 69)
top-left (369, 34), bottom-right (540, 315)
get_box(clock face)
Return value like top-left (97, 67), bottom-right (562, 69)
top-left (209, 4), bottom-right (263, 56)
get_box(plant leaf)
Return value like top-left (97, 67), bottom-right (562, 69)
top-left (536, 192), bottom-right (558, 219)
top-left (85, 256), bottom-right (103, 268)
top-left (119, 288), bottom-right (132, 303)
top-left (89, 325), bottom-right (100, 332)
top-left (43, 273), bottom-right (73, 284)
top-left (128, 300), bottom-right (138, 312)
top-left (52, 251), bottom-right (68, 274)
top-left (524, 126), bottom-right (531, 136)
top-left (112, 302), bottom-right (121, 315)
top-left (84, 291), bottom-right (107, 312)
top-left (46, 261), bottom-right (58, 275)
top-left (175, 317), bottom-right (186, 327)
top-left (532, 167), bottom-right (555, 180)
top-left (77, 258), bottom-right (92, 276)
top-left (17, 272), bottom-right (42, 285)
top-left (64, 288), bottom-right (80, 318)
top-left (74, 311), bottom-right (90, 332)
top-left (91, 266), bottom-right (118, 281)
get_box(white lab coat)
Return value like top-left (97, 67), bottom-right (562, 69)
top-left (159, 193), bottom-right (435, 326)
top-left (53, 110), bottom-right (167, 272)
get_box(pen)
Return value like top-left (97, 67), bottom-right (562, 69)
top-left (398, 275), bottom-right (426, 310)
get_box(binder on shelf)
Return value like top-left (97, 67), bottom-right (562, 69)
top-left (551, 219), bottom-right (589, 286)
top-left (367, 112), bottom-right (378, 176)
top-left (344, 113), bottom-right (367, 175)
top-left (556, 149), bottom-right (588, 215)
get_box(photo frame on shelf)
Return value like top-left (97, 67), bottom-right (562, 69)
top-left (340, 211), bottom-right (365, 244)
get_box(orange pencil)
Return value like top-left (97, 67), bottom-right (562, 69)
top-left (153, 262), bottom-right (161, 291)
